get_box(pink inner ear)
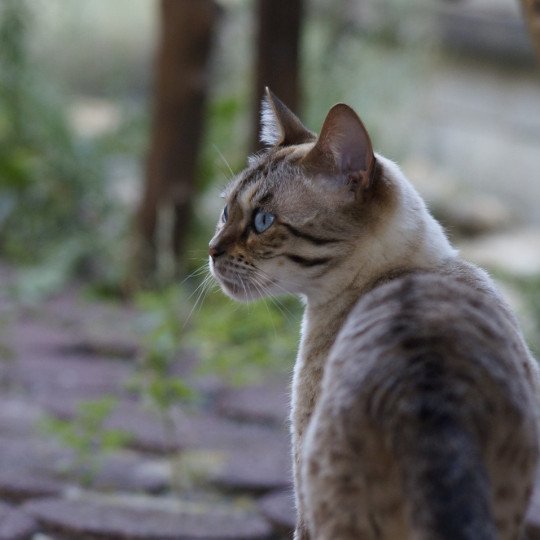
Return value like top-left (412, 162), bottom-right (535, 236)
top-left (319, 104), bottom-right (374, 176)
top-left (334, 133), bottom-right (368, 174)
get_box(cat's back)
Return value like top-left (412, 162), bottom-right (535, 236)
top-left (331, 259), bottom-right (539, 408)
top-left (304, 260), bottom-right (539, 539)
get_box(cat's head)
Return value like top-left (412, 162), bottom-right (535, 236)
top-left (209, 88), bottom-right (396, 302)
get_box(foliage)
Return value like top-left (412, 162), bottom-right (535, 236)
top-left (0, 1), bottom-right (143, 299)
top-left (187, 286), bottom-right (301, 385)
top-left (131, 285), bottom-right (203, 495)
top-left (304, 0), bottom-right (437, 159)
top-left (0, 2), bottom-right (98, 257)
top-left (133, 285), bottom-right (198, 415)
top-left (0, 315), bottom-right (15, 389)
top-left (40, 397), bottom-right (132, 486)
top-left (499, 274), bottom-right (540, 358)
top-left (199, 95), bottom-right (246, 192)
top-left (134, 274), bottom-right (301, 388)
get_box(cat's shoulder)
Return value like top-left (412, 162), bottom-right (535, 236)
top-left (349, 257), bottom-right (519, 335)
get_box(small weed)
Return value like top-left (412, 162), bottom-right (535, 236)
top-left (40, 397), bottom-right (132, 486)
top-left (185, 286), bottom-right (301, 385)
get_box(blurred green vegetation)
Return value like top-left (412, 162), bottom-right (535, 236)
top-left (1, 0), bottom-right (537, 501)
top-left (135, 281), bottom-right (301, 387)
top-left (0, 0), bottom-right (539, 397)
top-left (496, 273), bottom-right (540, 357)
top-left (0, 0), bottom-right (142, 298)
top-left (0, 0), bottom-right (436, 282)
top-left (188, 291), bottom-right (301, 385)
top-left (40, 397), bottom-right (132, 486)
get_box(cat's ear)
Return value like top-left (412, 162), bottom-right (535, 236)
top-left (303, 104), bottom-right (375, 192)
top-left (260, 87), bottom-right (315, 147)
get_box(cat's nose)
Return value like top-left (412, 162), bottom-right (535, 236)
top-left (208, 243), bottom-right (225, 260)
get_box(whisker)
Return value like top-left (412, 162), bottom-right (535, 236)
top-left (250, 276), bottom-right (279, 338)
top-left (195, 277), bottom-right (217, 319)
top-left (180, 262), bottom-right (211, 287)
top-left (183, 273), bottom-right (214, 329)
top-left (213, 144), bottom-right (235, 179)
top-left (185, 272), bottom-right (211, 302)
top-left (250, 272), bottom-right (296, 323)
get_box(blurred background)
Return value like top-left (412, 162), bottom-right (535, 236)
top-left (0, 0), bottom-right (539, 538)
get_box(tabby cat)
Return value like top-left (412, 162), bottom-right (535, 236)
top-left (208, 88), bottom-right (540, 540)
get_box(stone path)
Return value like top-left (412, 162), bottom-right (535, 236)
top-left (1, 259), bottom-right (540, 539)
top-left (0, 266), bottom-right (294, 539)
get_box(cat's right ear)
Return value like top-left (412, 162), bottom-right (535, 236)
top-left (260, 88), bottom-right (315, 147)
top-left (302, 104), bottom-right (376, 194)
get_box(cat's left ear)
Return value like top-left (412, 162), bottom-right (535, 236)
top-left (260, 87), bottom-right (315, 147)
top-left (303, 104), bottom-right (375, 192)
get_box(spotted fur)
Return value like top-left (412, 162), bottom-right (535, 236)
top-left (209, 91), bottom-right (540, 540)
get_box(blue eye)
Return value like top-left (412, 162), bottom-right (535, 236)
top-left (253, 209), bottom-right (275, 233)
top-left (222, 205), bottom-right (228, 223)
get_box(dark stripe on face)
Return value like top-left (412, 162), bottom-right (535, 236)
top-left (255, 192), bottom-right (274, 206)
top-left (281, 222), bottom-right (341, 245)
top-left (285, 254), bottom-right (332, 267)
top-left (237, 159), bottom-right (276, 193)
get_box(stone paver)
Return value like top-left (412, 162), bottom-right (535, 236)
top-left (14, 351), bottom-right (132, 398)
top-left (210, 436), bottom-right (291, 493)
top-left (4, 260), bottom-right (540, 538)
top-left (0, 286), bottom-right (291, 540)
top-left (0, 397), bottom-right (44, 438)
top-left (0, 438), bottom-right (72, 479)
top-left (0, 436), bottom-right (169, 496)
top-left (24, 495), bottom-right (273, 539)
top-left (88, 453), bottom-right (169, 493)
top-left (0, 470), bottom-right (67, 504)
top-left (216, 381), bottom-right (290, 426)
top-left (0, 501), bottom-right (38, 540)
top-left (258, 489), bottom-right (295, 536)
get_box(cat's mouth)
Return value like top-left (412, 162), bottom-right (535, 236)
top-left (210, 261), bottom-right (263, 302)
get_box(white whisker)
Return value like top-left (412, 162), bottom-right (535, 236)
top-left (213, 144), bottom-right (235, 179)
top-left (183, 272), bottom-right (213, 329)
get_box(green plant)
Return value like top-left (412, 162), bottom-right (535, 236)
top-left (0, 1), bottom-right (141, 298)
top-left (133, 285), bottom-right (198, 437)
top-left (187, 287), bottom-right (301, 385)
top-left (499, 274), bottom-right (540, 358)
top-left (0, 315), bottom-right (15, 389)
top-left (130, 285), bottom-right (202, 494)
top-left (0, 3), bottom-right (100, 257)
top-left (40, 397), bottom-right (132, 486)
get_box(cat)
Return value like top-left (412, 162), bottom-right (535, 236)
top-left (208, 88), bottom-right (540, 540)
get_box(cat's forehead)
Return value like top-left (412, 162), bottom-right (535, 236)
top-left (221, 176), bottom-right (275, 214)
top-left (221, 155), bottom-right (287, 206)
top-left (221, 144), bottom-right (314, 207)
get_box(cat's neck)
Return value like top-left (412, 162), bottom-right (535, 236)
top-left (299, 156), bottom-right (457, 374)
top-left (304, 155), bottom-right (457, 311)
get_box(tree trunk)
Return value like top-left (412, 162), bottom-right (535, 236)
top-left (520, 0), bottom-right (540, 61)
top-left (136, 0), bottom-right (219, 283)
top-left (252, 0), bottom-right (304, 151)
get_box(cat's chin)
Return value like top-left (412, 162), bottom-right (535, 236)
top-left (219, 281), bottom-right (263, 303)
top-left (210, 272), bottom-right (261, 303)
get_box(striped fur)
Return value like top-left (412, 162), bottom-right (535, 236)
top-left (209, 97), bottom-right (540, 540)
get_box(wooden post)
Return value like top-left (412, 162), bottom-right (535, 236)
top-left (252, 0), bottom-right (304, 151)
top-left (136, 0), bottom-right (219, 283)
top-left (520, 0), bottom-right (540, 61)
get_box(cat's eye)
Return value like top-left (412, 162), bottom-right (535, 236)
top-left (253, 209), bottom-right (275, 233)
top-left (222, 205), bottom-right (228, 223)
